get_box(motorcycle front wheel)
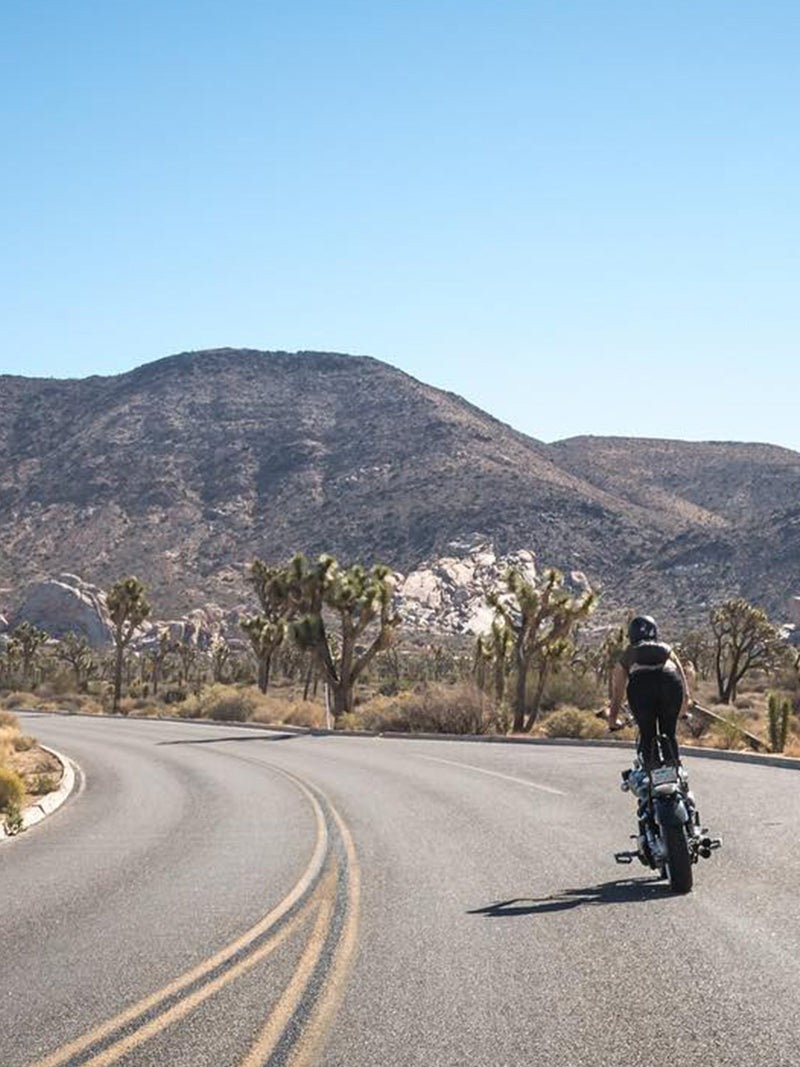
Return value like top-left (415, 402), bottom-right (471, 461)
top-left (664, 824), bottom-right (693, 893)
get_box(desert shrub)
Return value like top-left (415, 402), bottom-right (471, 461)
top-left (347, 683), bottom-right (498, 735)
top-left (67, 694), bottom-right (104, 714)
top-left (3, 803), bottom-right (23, 835)
top-left (0, 724), bottom-right (19, 763)
top-left (36, 670), bottom-right (79, 697)
top-left (0, 710), bottom-right (20, 729)
top-left (13, 734), bottom-right (36, 752)
top-left (249, 694), bottom-right (325, 728)
top-left (28, 772), bottom-right (58, 795)
top-left (539, 707), bottom-right (608, 740)
top-left (280, 704), bottom-right (326, 729)
top-left (537, 668), bottom-right (604, 712)
top-left (2, 692), bottom-right (33, 710)
top-left (134, 704), bottom-right (165, 718)
top-left (179, 685), bottom-right (266, 722)
top-left (0, 767), bottom-right (25, 812)
top-left (707, 711), bottom-right (750, 750)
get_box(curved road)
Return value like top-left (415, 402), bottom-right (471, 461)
top-left (3, 713), bottom-right (800, 1067)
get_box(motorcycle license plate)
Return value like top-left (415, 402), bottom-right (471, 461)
top-left (650, 766), bottom-right (678, 787)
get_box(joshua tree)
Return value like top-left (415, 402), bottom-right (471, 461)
top-left (241, 615), bottom-right (286, 693)
top-left (55, 632), bottom-right (96, 692)
top-left (211, 640), bottom-right (232, 684)
top-left (474, 621), bottom-right (513, 703)
top-left (674, 629), bottom-right (712, 679)
top-left (175, 634), bottom-right (199, 688)
top-left (288, 553), bottom-right (398, 719)
top-left (107, 577), bottom-right (151, 713)
top-left (486, 567), bottom-right (595, 732)
top-left (147, 629), bottom-right (172, 697)
top-left (590, 624), bottom-right (627, 687)
top-left (10, 622), bottom-right (49, 688)
top-left (0, 643), bottom-right (21, 688)
top-left (709, 599), bottom-right (783, 704)
top-left (242, 560), bottom-right (295, 692)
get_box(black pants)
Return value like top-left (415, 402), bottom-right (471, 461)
top-left (627, 668), bottom-right (684, 769)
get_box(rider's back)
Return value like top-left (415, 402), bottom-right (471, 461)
top-left (621, 640), bottom-right (673, 671)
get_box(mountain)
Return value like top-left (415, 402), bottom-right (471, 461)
top-left (1, 348), bottom-right (798, 624)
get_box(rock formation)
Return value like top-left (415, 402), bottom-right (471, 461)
top-left (397, 540), bottom-right (538, 634)
top-left (12, 574), bottom-right (114, 648)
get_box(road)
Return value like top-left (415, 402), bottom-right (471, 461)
top-left (3, 713), bottom-right (800, 1067)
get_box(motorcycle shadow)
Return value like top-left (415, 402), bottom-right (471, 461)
top-left (468, 876), bottom-right (670, 917)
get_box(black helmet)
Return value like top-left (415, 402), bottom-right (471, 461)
top-left (628, 615), bottom-right (658, 644)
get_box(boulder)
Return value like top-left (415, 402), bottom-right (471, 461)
top-left (397, 541), bottom-right (539, 635)
top-left (13, 575), bottom-right (114, 648)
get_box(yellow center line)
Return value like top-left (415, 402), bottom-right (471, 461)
top-left (81, 893), bottom-right (325, 1067)
top-left (285, 793), bottom-right (362, 1067)
top-left (29, 770), bottom-right (328, 1067)
top-left (418, 753), bottom-right (566, 795)
top-left (238, 891), bottom-right (334, 1067)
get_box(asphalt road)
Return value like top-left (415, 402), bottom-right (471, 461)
top-left (3, 714), bottom-right (800, 1067)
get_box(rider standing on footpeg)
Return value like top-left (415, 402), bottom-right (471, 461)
top-left (608, 615), bottom-right (691, 770)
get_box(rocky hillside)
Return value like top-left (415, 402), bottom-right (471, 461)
top-left (1, 348), bottom-right (798, 625)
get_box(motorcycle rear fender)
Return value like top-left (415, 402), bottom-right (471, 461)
top-left (655, 794), bottom-right (689, 829)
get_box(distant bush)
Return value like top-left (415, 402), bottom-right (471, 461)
top-left (343, 683), bottom-right (501, 735)
top-left (0, 710), bottom-right (20, 729)
top-left (539, 707), bottom-right (607, 740)
top-left (13, 734), bottom-right (36, 752)
top-left (178, 685), bottom-right (256, 722)
top-left (274, 703), bottom-right (326, 729)
top-left (2, 693), bottom-right (31, 710)
top-left (36, 671), bottom-right (80, 698)
top-left (537, 669), bottom-right (603, 712)
top-left (0, 767), bottom-right (25, 812)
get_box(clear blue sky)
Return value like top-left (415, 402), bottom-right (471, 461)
top-left (2, 2), bottom-right (798, 449)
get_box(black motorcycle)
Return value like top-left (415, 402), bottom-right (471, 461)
top-left (608, 711), bottom-right (722, 893)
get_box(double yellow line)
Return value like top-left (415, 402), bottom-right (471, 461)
top-left (29, 766), bottom-right (360, 1067)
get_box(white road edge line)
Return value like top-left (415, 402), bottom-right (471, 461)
top-left (418, 754), bottom-right (566, 796)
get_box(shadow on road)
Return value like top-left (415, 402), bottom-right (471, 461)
top-left (468, 876), bottom-right (671, 916)
top-left (156, 732), bottom-right (297, 746)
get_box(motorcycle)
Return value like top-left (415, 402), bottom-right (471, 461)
top-left (606, 708), bottom-right (722, 893)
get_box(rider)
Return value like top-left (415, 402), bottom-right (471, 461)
top-left (608, 615), bottom-right (691, 770)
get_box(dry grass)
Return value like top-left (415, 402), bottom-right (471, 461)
top-left (0, 766), bottom-right (25, 812)
top-left (172, 684), bottom-right (327, 728)
top-left (252, 700), bottom-right (326, 729)
top-left (0, 690), bottom-right (105, 714)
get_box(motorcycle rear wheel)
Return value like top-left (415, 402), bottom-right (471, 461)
top-left (664, 824), bottom-right (693, 893)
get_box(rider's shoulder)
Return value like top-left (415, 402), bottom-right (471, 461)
top-left (623, 640), bottom-right (673, 669)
